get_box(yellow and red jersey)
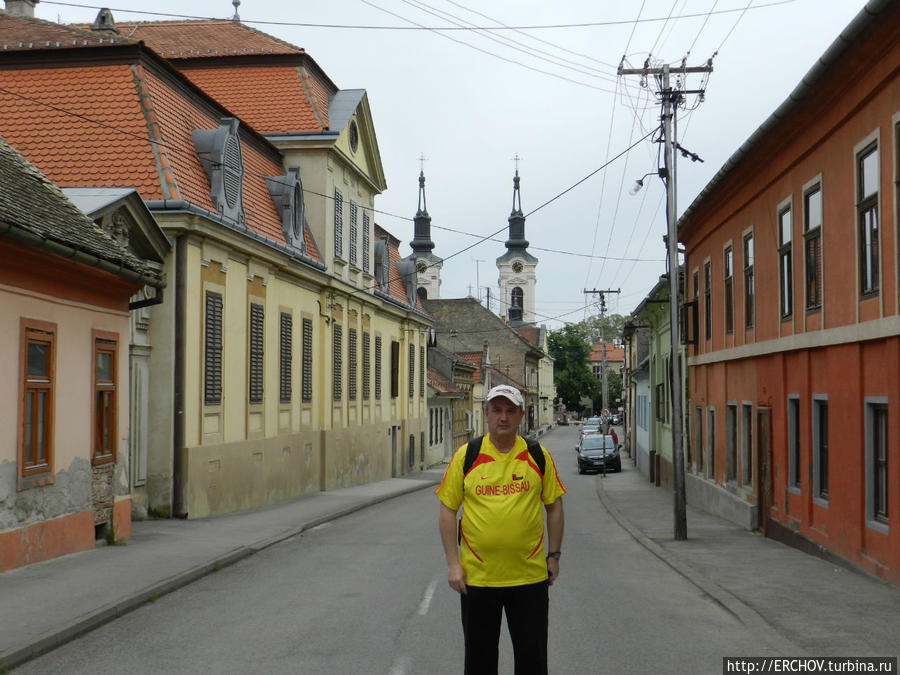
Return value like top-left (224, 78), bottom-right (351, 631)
top-left (435, 435), bottom-right (566, 587)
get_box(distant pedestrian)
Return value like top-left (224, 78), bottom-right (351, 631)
top-left (436, 384), bottom-right (566, 675)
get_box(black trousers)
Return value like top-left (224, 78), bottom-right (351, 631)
top-left (460, 581), bottom-right (549, 675)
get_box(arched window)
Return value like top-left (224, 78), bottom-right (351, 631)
top-left (509, 286), bottom-right (523, 322)
top-left (417, 287), bottom-right (428, 301)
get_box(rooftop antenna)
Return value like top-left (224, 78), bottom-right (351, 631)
top-left (232, 0), bottom-right (241, 22)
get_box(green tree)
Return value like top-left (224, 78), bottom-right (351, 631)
top-left (547, 324), bottom-right (599, 414)
top-left (582, 313), bottom-right (626, 345)
top-left (593, 368), bottom-right (623, 413)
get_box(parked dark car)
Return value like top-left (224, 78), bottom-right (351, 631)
top-left (576, 434), bottom-right (621, 474)
top-left (609, 413), bottom-right (622, 426)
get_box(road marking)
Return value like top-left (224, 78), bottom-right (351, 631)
top-left (417, 576), bottom-right (439, 616)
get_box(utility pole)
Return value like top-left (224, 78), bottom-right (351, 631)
top-left (619, 59), bottom-right (712, 541)
top-left (584, 288), bottom-right (620, 426)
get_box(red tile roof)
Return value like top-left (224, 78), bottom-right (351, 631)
top-left (589, 343), bottom-right (624, 363)
top-left (0, 11), bottom-right (137, 51)
top-left (0, 17), bottom-right (312, 260)
top-left (176, 64), bottom-right (328, 133)
top-left (100, 20), bottom-right (303, 59)
top-left (427, 370), bottom-right (463, 397)
top-left (458, 352), bottom-right (483, 383)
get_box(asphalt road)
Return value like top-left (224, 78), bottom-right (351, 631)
top-left (15, 426), bottom-right (779, 674)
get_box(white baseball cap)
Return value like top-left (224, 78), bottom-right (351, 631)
top-left (485, 384), bottom-right (525, 410)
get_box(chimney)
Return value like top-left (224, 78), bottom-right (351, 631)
top-left (5, 0), bottom-right (39, 17)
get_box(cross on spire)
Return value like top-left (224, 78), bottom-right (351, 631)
top-left (418, 153), bottom-right (428, 172)
top-left (512, 153), bottom-right (522, 172)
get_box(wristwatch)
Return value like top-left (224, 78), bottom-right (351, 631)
top-left (546, 552), bottom-right (561, 560)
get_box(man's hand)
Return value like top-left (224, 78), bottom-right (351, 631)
top-left (447, 560), bottom-right (468, 595)
top-left (547, 557), bottom-right (560, 585)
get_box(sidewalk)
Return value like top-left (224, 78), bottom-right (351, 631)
top-left (596, 462), bottom-right (900, 658)
top-left (0, 468), bottom-right (446, 671)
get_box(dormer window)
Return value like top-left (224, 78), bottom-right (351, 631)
top-left (374, 237), bottom-right (388, 291)
top-left (265, 167), bottom-right (307, 253)
top-left (193, 118), bottom-right (246, 227)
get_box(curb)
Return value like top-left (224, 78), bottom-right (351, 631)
top-left (0, 476), bottom-right (441, 672)
top-left (594, 476), bottom-right (804, 657)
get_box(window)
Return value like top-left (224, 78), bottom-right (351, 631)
top-left (738, 403), bottom-right (752, 486)
top-left (280, 313), bottom-right (292, 403)
top-left (804, 185), bottom-right (823, 310)
top-left (334, 188), bottom-right (343, 259)
top-left (788, 396), bottom-right (800, 491)
top-left (857, 143), bottom-right (879, 295)
top-left (348, 328), bottom-right (357, 401)
top-left (779, 205), bottom-right (793, 318)
top-left (390, 340), bottom-right (400, 398)
top-left (655, 382), bottom-right (666, 421)
top-left (694, 406), bottom-right (703, 473)
top-left (724, 245), bottom-right (734, 334)
top-left (510, 287), bottom-right (523, 322)
top-left (419, 346), bottom-right (425, 397)
top-left (362, 331), bottom-right (371, 401)
top-left (249, 303), bottom-right (264, 404)
top-left (726, 404), bottom-right (737, 482)
top-left (333, 324), bottom-right (342, 401)
top-left (706, 407), bottom-right (716, 479)
top-left (362, 212), bottom-right (371, 273)
top-left (349, 201), bottom-right (358, 266)
top-left (375, 336), bottom-right (383, 400)
top-left (865, 401), bottom-right (888, 526)
top-left (20, 320), bottom-right (55, 477)
top-left (812, 397), bottom-right (828, 501)
top-left (301, 318), bottom-right (313, 403)
top-left (704, 261), bottom-right (711, 341)
top-left (204, 291), bottom-right (223, 405)
top-left (743, 233), bottom-right (754, 329)
top-left (93, 333), bottom-right (118, 465)
top-left (408, 343), bottom-right (415, 398)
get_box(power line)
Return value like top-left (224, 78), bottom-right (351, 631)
top-left (40, 0), bottom-right (801, 31)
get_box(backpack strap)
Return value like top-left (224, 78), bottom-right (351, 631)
top-left (526, 439), bottom-right (545, 477)
top-left (462, 435), bottom-right (484, 477)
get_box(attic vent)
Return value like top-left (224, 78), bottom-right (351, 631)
top-left (192, 118), bottom-right (246, 227)
top-left (265, 167), bottom-right (308, 253)
top-left (91, 8), bottom-right (119, 35)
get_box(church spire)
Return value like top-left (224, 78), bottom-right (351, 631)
top-left (410, 170), bottom-right (435, 254)
top-left (505, 170), bottom-right (529, 251)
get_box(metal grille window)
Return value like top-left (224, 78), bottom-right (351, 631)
top-left (814, 398), bottom-right (828, 499)
top-left (858, 143), bottom-right (879, 296)
top-left (205, 291), bottom-right (223, 405)
top-left (363, 332), bottom-right (371, 400)
top-left (21, 321), bottom-right (55, 476)
top-left (778, 205), bottom-right (793, 318)
top-left (872, 404), bottom-right (888, 523)
top-left (743, 234), bottom-right (754, 329)
top-left (333, 324), bottom-right (342, 401)
top-left (348, 328), bottom-right (358, 401)
top-left (724, 245), bottom-right (734, 334)
top-left (375, 336), bottom-right (383, 400)
top-left (249, 303), bottom-right (264, 404)
top-left (408, 343), bottom-right (415, 398)
top-left (93, 336), bottom-right (117, 465)
top-left (334, 188), bottom-right (343, 259)
top-left (788, 396), bottom-right (800, 489)
top-left (349, 201), bottom-right (358, 266)
top-left (280, 313), bottom-right (292, 403)
top-left (419, 346), bottom-right (425, 397)
top-left (804, 185), bottom-right (823, 310)
top-left (301, 318), bottom-right (313, 403)
top-left (703, 262), bottom-right (711, 341)
top-left (362, 212), bottom-right (371, 272)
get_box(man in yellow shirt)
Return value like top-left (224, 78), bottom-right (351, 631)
top-left (436, 384), bottom-right (566, 675)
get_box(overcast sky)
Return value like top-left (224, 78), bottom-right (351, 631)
top-left (38, 0), bottom-right (866, 329)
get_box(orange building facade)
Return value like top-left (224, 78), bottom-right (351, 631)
top-left (679, 0), bottom-right (900, 583)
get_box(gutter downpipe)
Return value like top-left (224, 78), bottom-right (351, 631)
top-left (173, 235), bottom-right (187, 517)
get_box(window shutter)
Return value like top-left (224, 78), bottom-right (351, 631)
top-left (348, 328), bottom-right (357, 401)
top-left (249, 303), bottom-right (264, 404)
top-left (362, 212), bottom-right (371, 272)
top-left (280, 312), bottom-right (292, 403)
top-left (205, 291), bottom-right (223, 405)
top-left (302, 318), bottom-right (313, 403)
top-left (375, 336), bottom-right (383, 400)
top-left (334, 189), bottom-right (343, 259)
top-left (333, 324), bottom-right (343, 401)
top-left (408, 343), bottom-right (415, 398)
top-left (363, 332), bottom-right (371, 401)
